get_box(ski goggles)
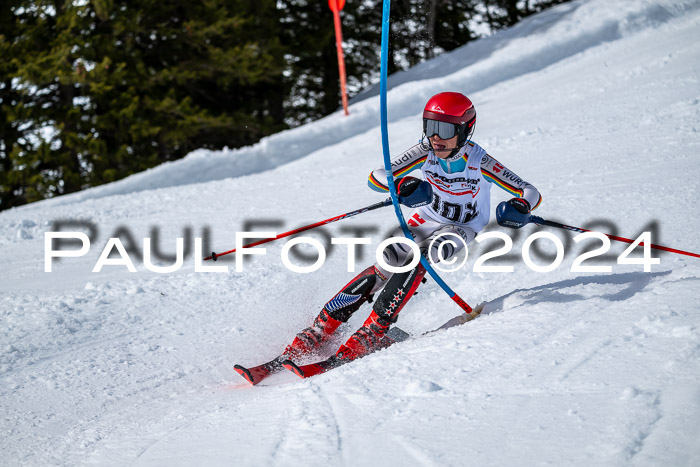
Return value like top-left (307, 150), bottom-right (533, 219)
top-left (423, 118), bottom-right (459, 139)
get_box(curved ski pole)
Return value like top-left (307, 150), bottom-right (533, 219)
top-left (379, 0), bottom-right (477, 315)
top-left (205, 198), bottom-right (392, 261)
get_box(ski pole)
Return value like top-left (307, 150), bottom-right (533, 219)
top-left (530, 215), bottom-right (700, 259)
top-left (205, 198), bottom-right (393, 261)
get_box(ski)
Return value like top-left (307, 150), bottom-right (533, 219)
top-left (234, 356), bottom-right (285, 385)
top-left (282, 355), bottom-right (346, 378)
top-left (239, 303), bottom-right (484, 384)
top-left (282, 326), bottom-right (410, 379)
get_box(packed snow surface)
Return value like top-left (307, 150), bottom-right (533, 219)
top-left (2, 0), bottom-right (700, 465)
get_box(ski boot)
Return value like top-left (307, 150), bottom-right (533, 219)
top-left (283, 309), bottom-right (343, 360)
top-left (335, 310), bottom-right (391, 361)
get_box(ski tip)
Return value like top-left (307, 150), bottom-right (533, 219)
top-left (281, 359), bottom-right (305, 378)
top-left (233, 364), bottom-right (256, 385)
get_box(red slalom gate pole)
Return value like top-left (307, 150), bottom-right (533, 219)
top-left (329, 0), bottom-right (349, 115)
top-left (204, 198), bottom-right (392, 261)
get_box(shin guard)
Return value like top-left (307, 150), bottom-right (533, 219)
top-left (373, 263), bottom-right (426, 323)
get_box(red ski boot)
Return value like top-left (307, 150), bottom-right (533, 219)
top-left (335, 310), bottom-right (391, 361)
top-left (283, 265), bottom-right (382, 360)
top-left (283, 309), bottom-right (343, 360)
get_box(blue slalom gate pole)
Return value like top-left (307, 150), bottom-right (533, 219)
top-left (379, 0), bottom-right (476, 315)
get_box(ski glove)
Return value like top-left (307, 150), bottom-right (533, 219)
top-left (496, 199), bottom-right (531, 229)
top-left (396, 177), bottom-right (433, 208)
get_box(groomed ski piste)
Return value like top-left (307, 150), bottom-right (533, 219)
top-left (2, 0), bottom-right (700, 465)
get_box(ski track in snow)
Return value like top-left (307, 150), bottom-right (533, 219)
top-left (2, 0), bottom-right (700, 465)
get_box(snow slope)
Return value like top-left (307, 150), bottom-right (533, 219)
top-left (1, 0), bottom-right (700, 465)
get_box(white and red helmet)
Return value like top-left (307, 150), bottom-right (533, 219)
top-left (423, 92), bottom-right (476, 146)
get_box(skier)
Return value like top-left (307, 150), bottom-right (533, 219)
top-left (284, 91), bottom-right (542, 364)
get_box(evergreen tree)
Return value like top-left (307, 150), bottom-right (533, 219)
top-left (0, 1), bottom-right (30, 207)
top-left (433, 0), bottom-right (481, 53)
top-left (276, 0), bottom-right (340, 125)
top-left (80, 0), bottom-right (287, 183)
top-left (1, 0), bottom-right (91, 206)
top-left (277, 0), bottom-right (483, 126)
top-left (337, 0), bottom-right (383, 96)
top-left (480, 0), bottom-right (570, 30)
top-left (1, 0), bottom-right (286, 209)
